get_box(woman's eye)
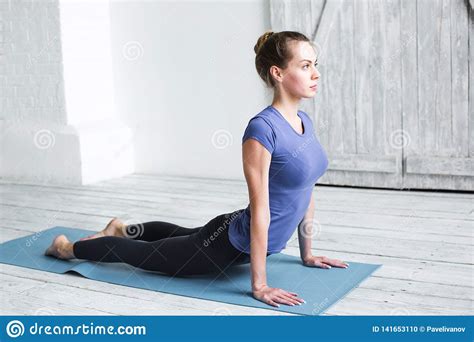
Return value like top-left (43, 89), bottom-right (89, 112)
top-left (304, 63), bottom-right (318, 69)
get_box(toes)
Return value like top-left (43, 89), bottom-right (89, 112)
top-left (44, 235), bottom-right (70, 259)
top-left (55, 235), bottom-right (69, 244)
top-left (105, 218), bottom-right (117, 230)
top-left (44, 245), bottom-right (57, 257)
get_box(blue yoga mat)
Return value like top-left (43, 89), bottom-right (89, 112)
top-left (0, 227), bottom-right (382, 315)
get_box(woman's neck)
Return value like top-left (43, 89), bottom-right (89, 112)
top-left (271, 98), bottom-right (300, 121)
top-left (271, 85), bottom-right (301, 120)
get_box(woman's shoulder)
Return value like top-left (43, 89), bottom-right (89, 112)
top-left (242, 107), bottom-right (277, 154)
top-left (246, 106), bottom-right (276, 129)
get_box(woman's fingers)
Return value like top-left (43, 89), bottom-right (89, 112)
top-left (272, 294), bottom-right (299, 306)
top-left (288, 291), bottom-right (299, 296)
top-left (304, 256), bottom-right (349, 269)
top-left (263, 291), bottom-right (305, 307)
top-left (275, 295), bottom-right (299, 306)
top-left (277, 288), bottom-right (296, 296)
top-left (275, 290), bottom-right (305, 305)
top-left (281, 294), bottom-right (305, 305)
top-left (282, 292), bottom-right (305, 304)
top-left (267, 299), bottom-right (280, 307)
top-left (255, 288), bottom-right (307, 308)
top-left (282, 290), bottom-right (304, 302)
top-left (323, 257), bottom-right (349, 268)
top-left (307, 258), bottom-right (331, 268)
top-left (313, 256), bottom-right (349, 268)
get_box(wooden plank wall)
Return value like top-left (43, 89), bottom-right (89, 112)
top-left (270, 0), bottom-right (473, 191)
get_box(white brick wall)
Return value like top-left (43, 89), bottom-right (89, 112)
top-left (0, 0), bottom-right (134, 185)
top-left (1, 0), bottom-right (65, 124)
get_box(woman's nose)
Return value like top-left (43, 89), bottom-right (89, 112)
top-left (312, 69), bottom-right (320, 79)
top-left (312, 67), bottom-right (320, 79)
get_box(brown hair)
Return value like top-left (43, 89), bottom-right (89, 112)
top-left (254, 31), bottom-right (315, 88)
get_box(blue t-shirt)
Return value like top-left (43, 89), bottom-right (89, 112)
top-left (228, 105), bottom-right (329, 255)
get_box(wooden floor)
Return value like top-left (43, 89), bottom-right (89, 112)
top-left (0, 174), bottom-right (472, 315)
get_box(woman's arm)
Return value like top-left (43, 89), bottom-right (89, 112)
top-left (242, 138), bottom-right (271, 291)
top-left (298, 191), bottom-right (315, 262)
top-left (298, 191), bottom-right (350, 269)
top-left (243, 139), bottom-right (304, 307)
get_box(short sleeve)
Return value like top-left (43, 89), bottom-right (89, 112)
top-left (242, 117), bottom-right (276, 154)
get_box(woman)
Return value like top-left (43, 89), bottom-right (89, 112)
top-left (45, 31), bottom-right (349, 308)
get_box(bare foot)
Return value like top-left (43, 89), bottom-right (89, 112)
top-left (44, 234), bottom-right (75, 260)
top-left (79, 218), bottom-right (126, 241)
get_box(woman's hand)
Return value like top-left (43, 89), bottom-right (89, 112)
top-left (303, 255), bottom-right (349, 269)
top-left (252, 285), bottom-right (305, 308)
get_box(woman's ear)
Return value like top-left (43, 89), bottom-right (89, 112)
top-left (269, 65), bottom-right (283, 84)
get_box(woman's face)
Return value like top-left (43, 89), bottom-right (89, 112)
top-left (273, 41), bottom-right (320, 99)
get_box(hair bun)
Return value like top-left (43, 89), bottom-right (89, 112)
top-left (254, 31), bottom-right (274, 54)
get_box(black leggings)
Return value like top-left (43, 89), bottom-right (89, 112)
top-left (73, 209), bottom-right (253, 277)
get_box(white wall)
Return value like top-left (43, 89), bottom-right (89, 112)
top-left (109, 0), bottom-right (272, 181)
top-left (1, 0), bottom-right (134, 185)
top-left (1, 0), bottom-right (271, 185)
